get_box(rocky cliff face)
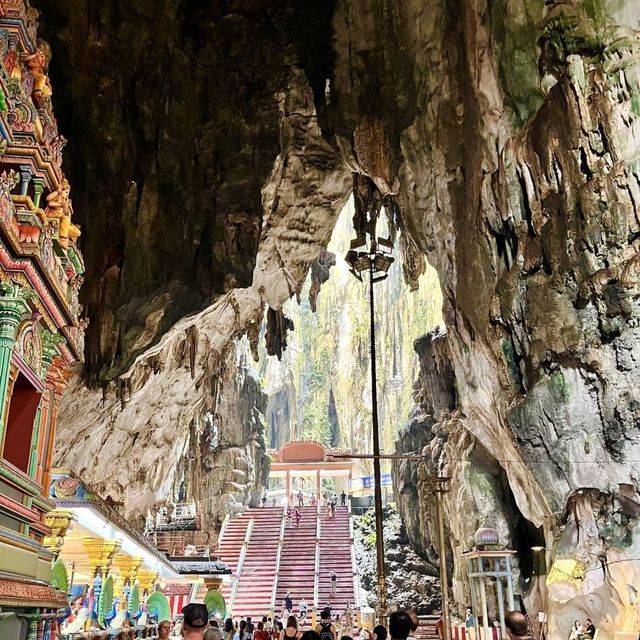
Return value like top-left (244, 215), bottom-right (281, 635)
top-left (37, 1), bottom-right (640, 636)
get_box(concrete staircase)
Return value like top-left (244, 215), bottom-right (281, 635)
top-left (318, 505), bottom-right (356, 612)
top-left (275, 505), bottom-right (317, 614)
top-left (217, 506), bottom-right (283, 619)
top-left (217, 504), bottom-right (358, 619)
top-left (416, 616), bottom-right (442, 640)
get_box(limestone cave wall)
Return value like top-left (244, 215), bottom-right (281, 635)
top-left (35, 1), bottom-right (640, 637)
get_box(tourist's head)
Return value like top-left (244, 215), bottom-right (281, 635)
top-left (158, 620), bottom-right (172, 639)
top-left (210, 620), bottom-right (219, 628)
top-left (373, 624), bottom-right (387, 640)
top-left (301, 632), bottom-right (322, 640)
top-left (248, 617), bottom-right (252, 623)
top-left (321, 608), bottom-right (331, 621)
top-left (240, 620), bottom-right (247, 632)
top-left (258, 622), bottom-right (264, 631)
top-left (182, 603), bottom-right (209, 638)
top-left (341, 636), bottom-right (353, 640)
top-left (466, 608), bottom-right (472, 615)
top-left (263, 617), bottom-right (268, 623)
top-left (389, 610), bottom-right (413, 640)
top-left (505, 611), bottom-right (528, 639)
top-left (276, 622), bottom-right (284, 632)
top-left (287, 615), bottom-right (298, 629)
top-left (224, 618), bottom-right (234, 632)
top-left (587, 619), bottom-right (592, 625)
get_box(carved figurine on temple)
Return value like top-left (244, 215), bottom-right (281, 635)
top-left (22, 42), bottom-right (52, 103)
top-left (3, 39), bottom-right (21, 79)
top-left (44, 178), bottom-right (80, 248)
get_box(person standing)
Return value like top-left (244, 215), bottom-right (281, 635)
top-left (205, 620), bottom-right (223, 640)
top-left (330, 571), bottom-right (337, 596)
top-left (316, 609), bottom-right (336, 640)
top-left (504, 611), bottom-right (533, 640)
top-left (299, 598), bottom-right (308, 624)
top-left (262, 492), bottom-right (268, 507)
top-left (330, 499), bottom-right (336, 518)
top-left (287, 507), bottom-right (293, 528)
top-left (181, 603), bottom-right (210, 640)
top-left (340, 491), bottom-right (346, 507)
top-left (223, 619), bottom-right (235, 640)
top-left (297, 491), bottom-right (304, 507)
top-left (158, 620), bottom-right (172, 639)
top-left (343, 604), bottom-right (353, 636)
top-left (281, 615), bottom-right (301, 640)
top-left (247, 617), bottom-right (255, 637)
top-left (389, 611), bottom-right (412, 640)
top-left (295, 507), bottom-right (302, 528)
top-left (254, 621), bottom-right (270, 640)
top-left (284, 592), bottom-right (293, 616)
top-left (235, 620), bottom-right (252, 640)
top-left (464, 607), bottom-right (476, 634)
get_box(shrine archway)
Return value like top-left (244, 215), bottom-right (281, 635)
top-left (268, 440), bottom-right (353, 502)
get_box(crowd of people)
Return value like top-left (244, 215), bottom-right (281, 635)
top-left (260, 491), bottom-right (349, 515)
top-left (155, 600), bottom-right (544, 640)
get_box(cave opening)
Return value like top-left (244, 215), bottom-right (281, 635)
top-left (502, 472), bottom-right (546, 586)
top-left (257, 194), bottom-right (443, 491)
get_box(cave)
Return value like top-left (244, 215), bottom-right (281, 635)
top-left (0, 1), bottom-right (638, 639)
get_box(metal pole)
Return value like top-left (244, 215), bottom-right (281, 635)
top-left (369, 260), bottom-right (387, 622)
top-left (435, 480), bottom-right (451, 640)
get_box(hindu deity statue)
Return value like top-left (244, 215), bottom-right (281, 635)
top-left (22, 43), bottom-right (51, 102)
top-left (44, 178), bottom-right (80, 248)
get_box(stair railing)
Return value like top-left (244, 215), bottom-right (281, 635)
top-left (228, 517), bottom-right (254, 614)
top-left (217, 513), bottom-right (231, 550)
top-left (313, 506), bottom-right (321, 610)
top-left (270, 502), bottom-right (288, 613)
top-left (348, 507), bottom-right (360, 609)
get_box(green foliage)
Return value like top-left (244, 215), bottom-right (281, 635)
top-left (550, 370), bottom-right (570, 403)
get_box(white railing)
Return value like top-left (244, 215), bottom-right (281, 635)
top-left (270, 503), bottom-right (288, 612)
top-left (348, 506), bottom-right (360, 608)
top-left (218, 513), bottom-right (230, 548)
top-left (313, 507), bottom-right (321, 609)
top-left (228, 517), bottom-right (254, 613)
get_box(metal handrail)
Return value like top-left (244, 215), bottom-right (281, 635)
top-left (348, 507), bottom-right (360, 608)
top-left (218, 512), bottom-right (231, 548)
top-left (313, 508), bottom-right (321, 609)
top-left (228, 517), bottom-right (254, 613)
top-left (270, 502), bottom-right (288, 613)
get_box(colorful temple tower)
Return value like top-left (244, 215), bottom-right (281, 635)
top-left (0, 1), bottom-right (86, 638)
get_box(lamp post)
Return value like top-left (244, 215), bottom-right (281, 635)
top-left (345, 183), bottom-right (394, 622)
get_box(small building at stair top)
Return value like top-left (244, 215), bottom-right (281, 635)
top-left (268, 441), bottom-right (354, 500)
top-left (0, 2), bottom-right (87, 639)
